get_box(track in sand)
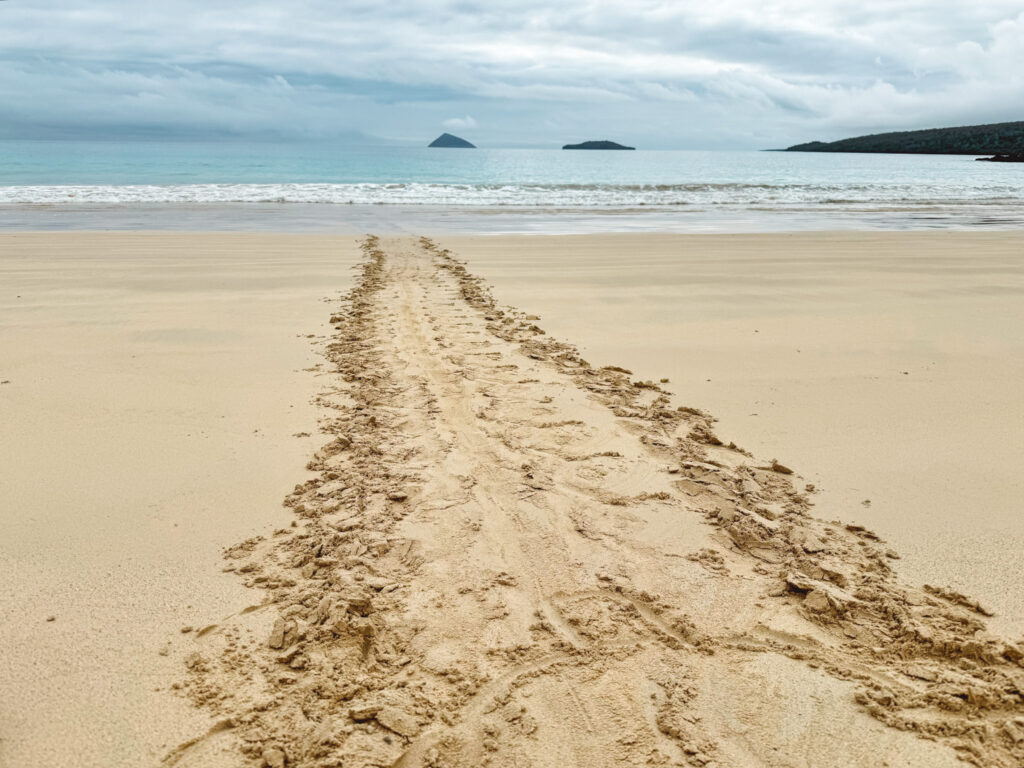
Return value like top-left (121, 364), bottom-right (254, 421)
top-left (167, 236), bottom-right (1024, 768)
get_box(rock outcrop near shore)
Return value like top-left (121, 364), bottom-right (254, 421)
top-left (977, 154), bottom-right (1024, 162)
top-left (786, 120), bottom-right (1024, 155)
top-left (563, 140), bottom-right (635, 150)
top-left (428, 133), bottom-right (475, 148)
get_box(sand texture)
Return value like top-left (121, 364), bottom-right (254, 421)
top-left (0, 233), bottom-right (361, 768)
top-left (164, 237), bottom-right (1024, 768)
top-left (447, 231), bottom-right (1024, 638)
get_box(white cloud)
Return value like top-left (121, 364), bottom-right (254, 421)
top-left (0, 0), bottom-right (1021, 146)
top-left (443, 115), bottom-right (477, 130)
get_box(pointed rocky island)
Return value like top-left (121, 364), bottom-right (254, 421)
top-left (428, 133), bottom-right (476, 148)
top-left (563, 140), bottom-right (635, 150)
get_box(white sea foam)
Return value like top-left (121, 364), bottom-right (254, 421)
top-left (0, 182), bottom-right (1021, 208)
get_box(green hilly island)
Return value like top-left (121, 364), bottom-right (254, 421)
top-left (786, 121), bottom-right (1024, 155)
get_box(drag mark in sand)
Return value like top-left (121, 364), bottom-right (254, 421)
top-left (168, 236), bottom-right (1024, 768)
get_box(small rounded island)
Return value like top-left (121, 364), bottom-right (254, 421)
top-left (562, 140), bottom-right (635, 150)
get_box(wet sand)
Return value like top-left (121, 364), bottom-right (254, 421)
top-left (2, 231), bottom-right (1023, 768)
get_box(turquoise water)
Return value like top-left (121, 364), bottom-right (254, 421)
top-left (1, 140), bottom-right (1022, 231)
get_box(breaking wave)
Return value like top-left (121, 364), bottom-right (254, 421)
top-left (1, 182), bottom-right (1021, 208)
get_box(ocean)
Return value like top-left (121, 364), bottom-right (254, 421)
top-left (1, 140), bottom-right (1022, 232)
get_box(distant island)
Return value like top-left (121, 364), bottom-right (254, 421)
top-left (428, 133), bottom-right (475, 148)
top-left (785, 120), bottom-right (1024, 155)
top-left (562, 140), bottom-right (635, 150)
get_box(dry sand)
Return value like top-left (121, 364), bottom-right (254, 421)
top-left (448, 232), bottom-right (1024, 639)
top-left (0, 233), bottom-right (361, 767)
top-left (2, 232), bottom-right (1023, 768)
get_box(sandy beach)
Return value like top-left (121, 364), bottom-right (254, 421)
top-left (2, 231), bottom-right (1023, 768)
top-left (0, 234), bottom-right (361, 766)
top-left (448, 232), bottom-right (1024, 638)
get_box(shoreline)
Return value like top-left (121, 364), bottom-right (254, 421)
top-left (2, 230), bottom-right (1022, 767)
top-left (2, 201), bottom-right (1024, 233)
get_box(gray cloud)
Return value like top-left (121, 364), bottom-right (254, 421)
top-left (0, 0), bottom-right (1021, 147)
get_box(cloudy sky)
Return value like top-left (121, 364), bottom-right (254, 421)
top-left (1, 0), bottom-right (1022, 148)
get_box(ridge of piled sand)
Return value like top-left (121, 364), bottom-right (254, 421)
top-left (167, 236), bottom-right (1024, 768)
